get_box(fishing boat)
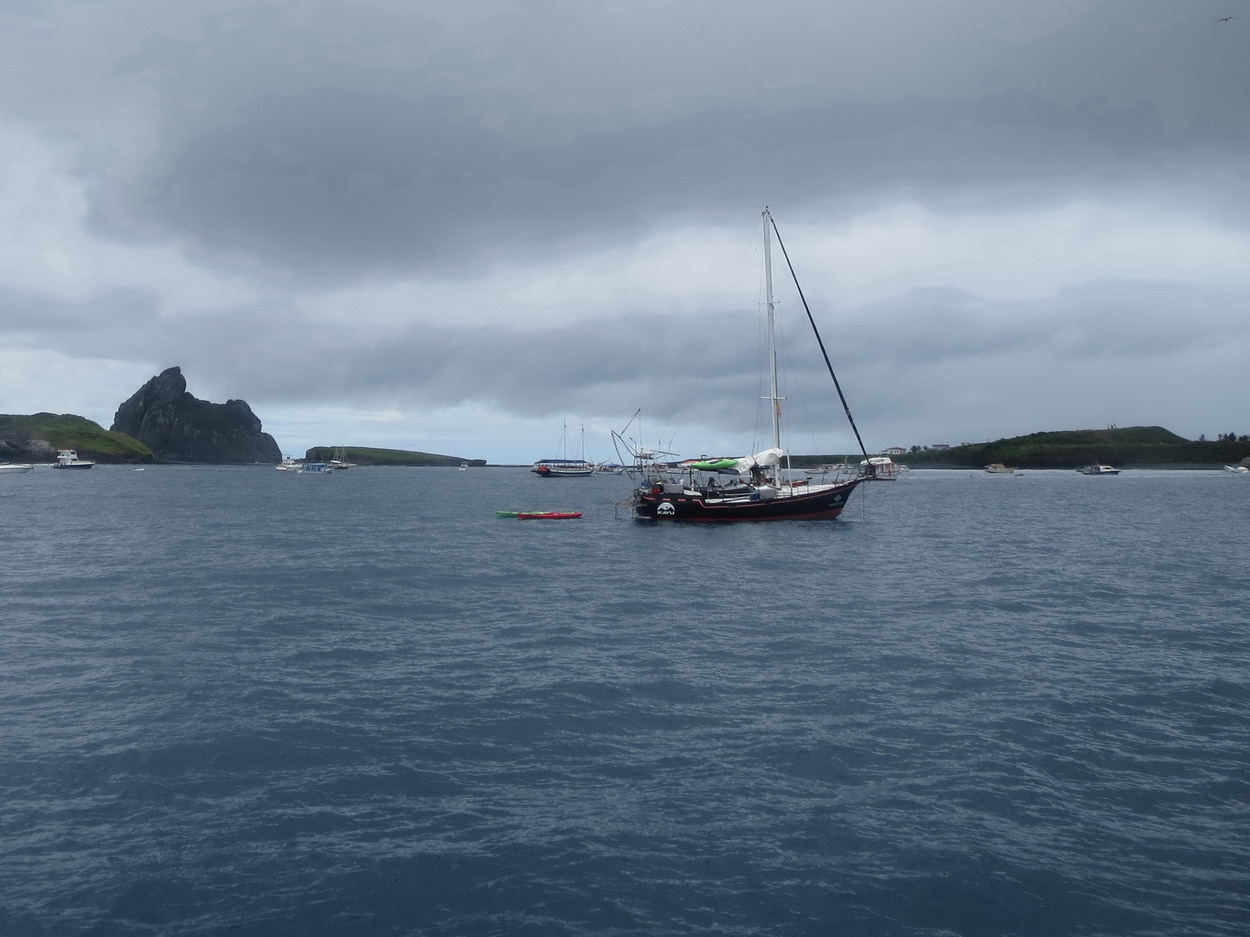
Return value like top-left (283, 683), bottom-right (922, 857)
top-left (984, 463), bottom-right (1020, 474)
top-left (51, 449), bottom-right (95, 470)
top-left (627, 208), bottom-right (872, 521)
top-left (1078, 463), bottom-right (1120, 475)
top-left (275, 456), bottom-right (300, 472)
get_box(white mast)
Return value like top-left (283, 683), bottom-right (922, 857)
top-left (762, 208), bottom-right (784, 451)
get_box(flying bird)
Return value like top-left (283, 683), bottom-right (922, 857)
top-left (1216, 16), bottom-right (1237, 22)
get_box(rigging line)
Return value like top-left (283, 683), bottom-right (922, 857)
top-left (768, 215), bottom-right (872, 462)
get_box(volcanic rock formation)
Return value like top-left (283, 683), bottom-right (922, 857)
top-left (111, 366), bottom-right (281, 464)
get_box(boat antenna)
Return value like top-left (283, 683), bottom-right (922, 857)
top-left (767, 212), bottom-right (872, 463)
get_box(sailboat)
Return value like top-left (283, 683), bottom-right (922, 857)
top-left (329, 448), bottom-right (356, 470)
top-left (531, 422), bottom-right (596, 477)
top-left (628, 208), bottom-right (873, 521)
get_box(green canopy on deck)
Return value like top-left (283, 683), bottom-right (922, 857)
top-left (685, 458), bottom-right (741, 471)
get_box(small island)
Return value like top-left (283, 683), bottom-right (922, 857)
top-left (796, 426), bottom-right (1250, 471)
top-left (303, 446), bottom-right (486, 468)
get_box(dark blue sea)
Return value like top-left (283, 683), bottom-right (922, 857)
top-left (3, 465), bottom-right (1248, 936)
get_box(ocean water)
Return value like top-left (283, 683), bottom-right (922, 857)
top-left (2, 465), bottom-right (1247, 937)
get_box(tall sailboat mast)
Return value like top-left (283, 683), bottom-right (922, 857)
top-left (762, 208), bottom-right (784, 451)
top-left (628, 207), bottom-right (869, 521)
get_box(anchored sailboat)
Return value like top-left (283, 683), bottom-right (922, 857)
top-left (627, 209), bottom-right (873, 521)
top-left (531, 422), bottom-right (596, 477)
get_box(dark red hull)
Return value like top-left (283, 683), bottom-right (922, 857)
top-left (633, 478), bottom-right (862, 522)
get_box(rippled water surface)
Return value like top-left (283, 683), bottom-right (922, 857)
top-left (2, 466), bottom-right (1248, 936)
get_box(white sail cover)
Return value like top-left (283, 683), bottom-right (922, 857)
top-left (735, 447), bottom-right (784, 473)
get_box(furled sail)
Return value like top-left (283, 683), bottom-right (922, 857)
top-left (734, 447), bottom-right (784, 473)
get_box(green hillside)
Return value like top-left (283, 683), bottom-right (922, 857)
top-left (304, 445), bottom-right (482, 467)
top-left (0, 413), bottom-right (153, 463)
top-left (896, 426), bottom-right (1249, 469)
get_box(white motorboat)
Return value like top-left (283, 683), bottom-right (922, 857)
top-left (860, 456), bottom-right (905, 480)
top-left (1078, 463), bottom-right (1120, 475)
top-left (52, 449), bottom-right (95, 470)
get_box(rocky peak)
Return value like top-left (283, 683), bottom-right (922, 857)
top-left (111, 366), bottom-right (282, 464)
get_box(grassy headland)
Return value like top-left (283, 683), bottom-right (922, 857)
top-left (799, 426), bottom-right (1250, 470)
top-left (0, 413), bottom-right (153, 463)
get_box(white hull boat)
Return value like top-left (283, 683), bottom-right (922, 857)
top-left (52, 449), bottom-right (95, 470)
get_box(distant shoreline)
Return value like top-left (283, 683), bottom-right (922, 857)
top-left (896, 463), bottom-right (1234, 472)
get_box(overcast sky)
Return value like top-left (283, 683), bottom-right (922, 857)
top-left (3, 0), bottom-right (1248, 463)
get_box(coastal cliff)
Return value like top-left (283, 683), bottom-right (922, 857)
top-left (111, 367), bottom-right (281, 464)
